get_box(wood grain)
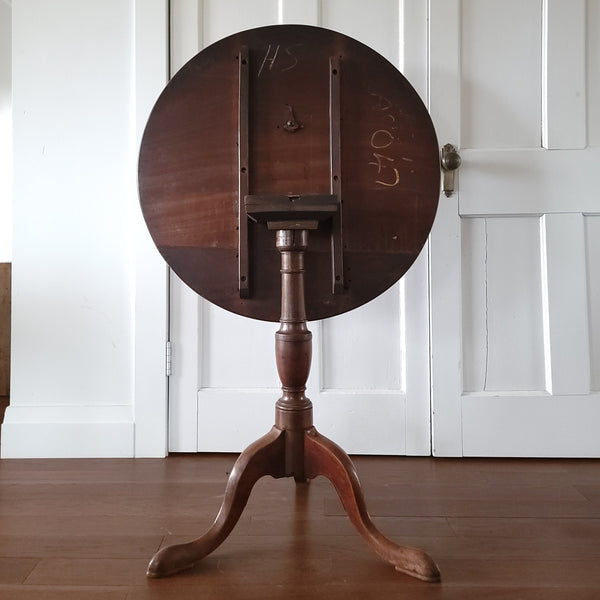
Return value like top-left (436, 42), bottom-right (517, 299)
top-left (139, 25), bottom-right (439, 322)
top-left (0, 455), bottom-right (599, 598)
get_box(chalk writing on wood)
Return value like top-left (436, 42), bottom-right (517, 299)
top-left (258, 44), bottom-right (302, 77)
top-left (368, 93), bottom-right (402, 187)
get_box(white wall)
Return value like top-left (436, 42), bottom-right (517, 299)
top-left (0, 1), bottom-right (11, 262)
top-left (1, 0), bottom-right (169, 458)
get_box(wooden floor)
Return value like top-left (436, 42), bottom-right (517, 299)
top-left (0, 452), bottom-right (599, 599)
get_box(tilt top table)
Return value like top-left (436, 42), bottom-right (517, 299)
top-left (139, 24), bottom-right (441, 583)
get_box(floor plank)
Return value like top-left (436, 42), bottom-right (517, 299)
top-left (0, 558), bottom-right (39, 585)
top-left (0, 587), bottom-right (127, 600)
top-left (0, 534), bottom-right (163, 559)
top-left (24, 558), bottom-right (151, 587)
top-left (0, 454), bottom-right (599, 598)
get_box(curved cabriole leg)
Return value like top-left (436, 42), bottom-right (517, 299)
top-left (147, 426), bottom-right (286, 578)
top-left (303, 427), bottom-right (441, 583)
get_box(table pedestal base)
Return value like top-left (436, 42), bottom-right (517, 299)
top-left (147, 230), bottom-right (440, 583)
top-left (147, 416), bottom-right (440, 583)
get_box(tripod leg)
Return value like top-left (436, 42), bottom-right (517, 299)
top-left (304, 427), bottom-right (441, 583)
top-left (147, 426), bottom-right (286, 578)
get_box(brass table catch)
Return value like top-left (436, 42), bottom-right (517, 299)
top-left (441, 143), bottom-right (461, 197)
top-left (283, 104), bottom-right (303, 133)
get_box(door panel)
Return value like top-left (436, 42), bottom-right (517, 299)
top-left (461, 0), bottom-right (542, 149)
top-left (430, 0), bottom-right (600, 456)
top-left (200, 305), bottom-right (278, 389)
top-left (322, 286), bottom-right (403, 391)
top-left (203, 0), bottom-right (278, 44)
top-left (461, 216), bottom-right (546, 393)
top-left (587, 215), bottom-right (600, 392)
top-left (590, 0), bottom-right (600, 144)
top-left (168, 0), bottom-right (433, 455)
top-left (321, 0), bottom-right (400, 65)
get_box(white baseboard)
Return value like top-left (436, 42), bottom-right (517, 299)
top-left (0, 405), bottom-right (134, 458)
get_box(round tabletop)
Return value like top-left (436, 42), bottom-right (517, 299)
top-left (139, 24), bottom-right (440, 322)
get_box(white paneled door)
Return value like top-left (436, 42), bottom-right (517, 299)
top-left (430, 0), bottom-right (600, 456)
top-left (167, 1), bottom-right (433, 455)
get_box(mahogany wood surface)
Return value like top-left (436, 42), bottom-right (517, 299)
top-left (138, 21), bottom-right (439, 588)
top-left (146, 227), bottom-right (439, 583)
top-left (138, 25), bottom-right (439, 321)
top-left (146, 426), bottom-right (440, 583)
top-left (1, 455), bottom-right (600, 599)
top-left (304, 428), bottom-right (440, 581)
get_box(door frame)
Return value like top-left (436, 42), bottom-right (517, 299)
top-left (428, 0), bottom-right (463, 456)
top-left (133, 0), bottom-right (170, 457)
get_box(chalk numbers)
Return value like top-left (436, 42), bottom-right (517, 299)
top-left (256, 47), bottom-right (404, 189)
top-left (368, 93), bottom-right (402, 188)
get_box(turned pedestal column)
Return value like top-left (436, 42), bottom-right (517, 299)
top-left (147, 229), bottom-right (440, 582)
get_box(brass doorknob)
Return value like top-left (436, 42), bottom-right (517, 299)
top-left (441, 144), bottom-right (461, 171)
top-left (440, 143), bottom-right (461, 197)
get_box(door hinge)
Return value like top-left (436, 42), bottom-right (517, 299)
top-left (165, 340), bottom-right (172, 377)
